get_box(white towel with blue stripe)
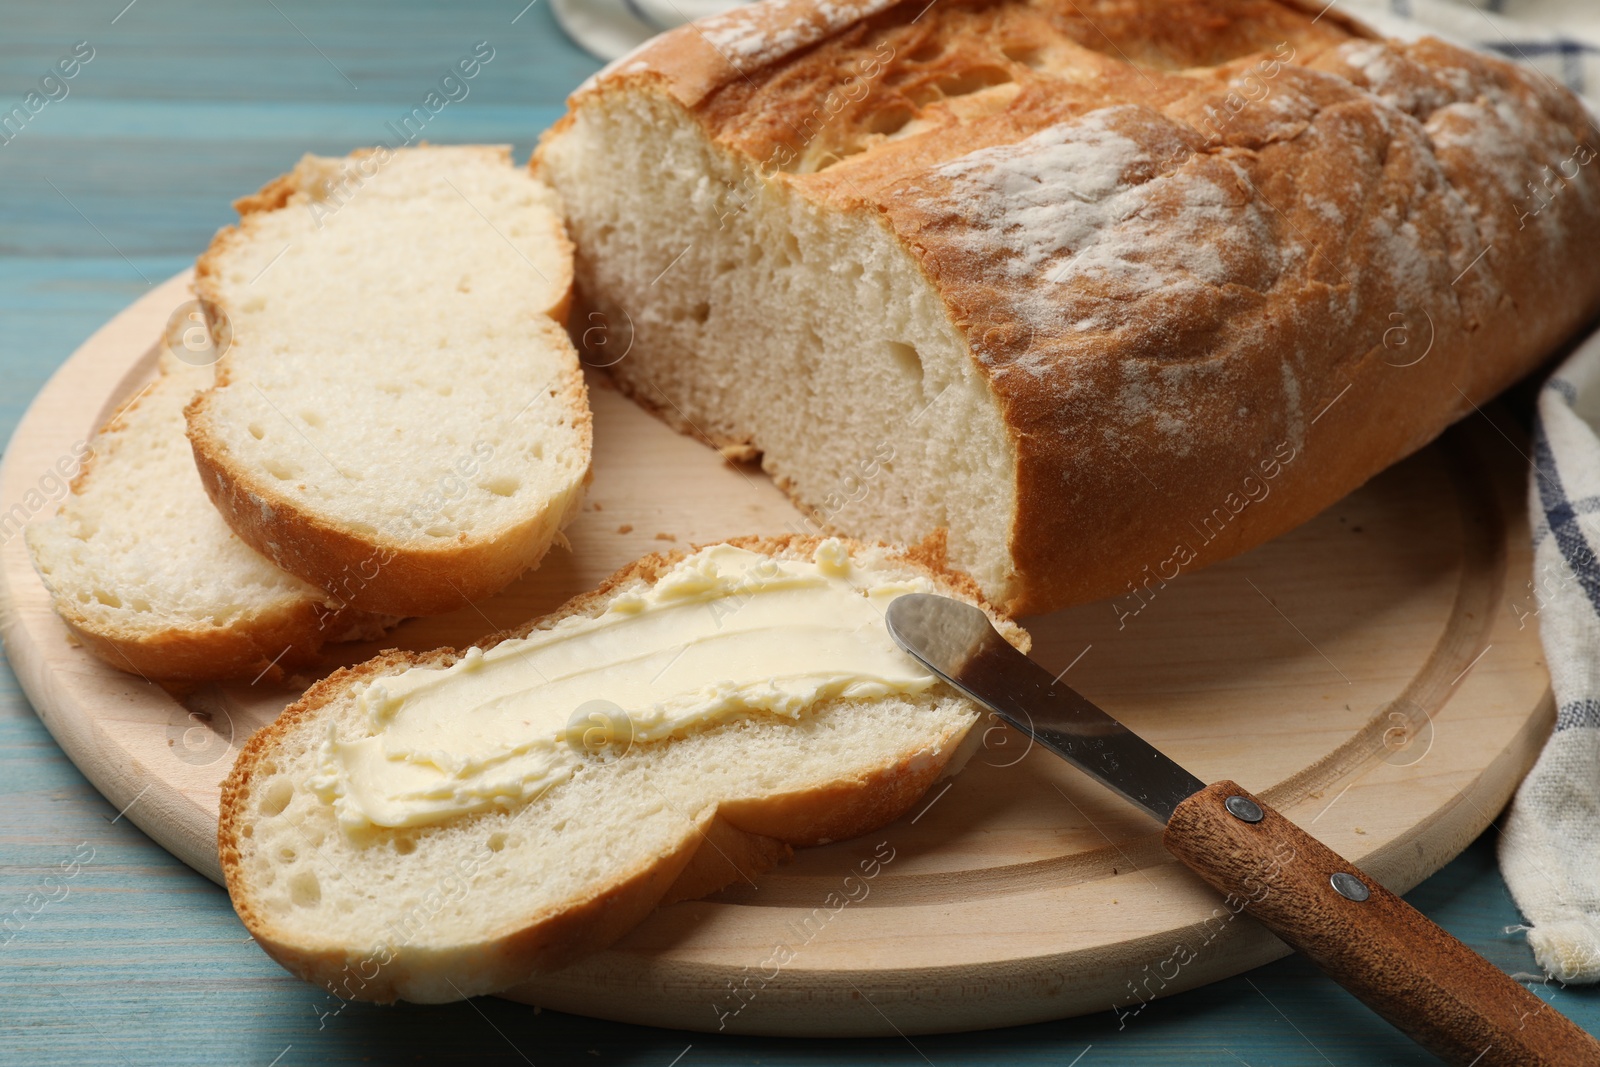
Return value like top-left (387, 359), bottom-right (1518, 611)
top-left (1505, 350), bottom-right (1600, 983)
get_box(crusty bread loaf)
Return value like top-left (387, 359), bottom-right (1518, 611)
top-left (535, 0), bottom-right (1600, 614)
top-left (218, 534), bottom-right (1023, 1002)
top-left (187, 145), bottom-right (591, 617)
top-left (25, 353), bottom-right (390, 682)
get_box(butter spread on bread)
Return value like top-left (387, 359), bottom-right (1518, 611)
top-left (535, 0), bottom-right (1600, 614)
top-left (219, 535), bottom-right (1022, 1002)
top-left (317, 539), bottom-right (940, 829)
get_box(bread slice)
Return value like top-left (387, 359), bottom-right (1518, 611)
top-left (26, 353), bottom-right (391, 682)
top-left (218, 534), bottom-right (1024, 1003)
top-left (534, 0), bottom-right (1600, 614)
top-left (186, 145), bottom-right (591, 617)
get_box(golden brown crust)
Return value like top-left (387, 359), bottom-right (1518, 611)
top-left (553, 0), bottom-right (1600, 614)
top-left (715, 737), bottom-right (961, 845)
top-left (218, 534), bottom-right (1024, 1000)
top-left (656, 811), bottom-right (792, 907)
top-left (185, 147), bottom-right (591, 616)
top-left (231, 171), bottom-right (301, 216)
top-left (52, 597), bottom-right (365, 684)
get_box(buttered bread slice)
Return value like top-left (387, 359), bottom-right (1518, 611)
top-left (187, 145), bottom-right (591, 617)
top-left (219, 535), bottom-right (1023, 1002)
top-left (26, 353), bottom-right (390, 682)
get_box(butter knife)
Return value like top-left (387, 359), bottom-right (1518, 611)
top-left (885, 592), bottom-right (1599, 1067)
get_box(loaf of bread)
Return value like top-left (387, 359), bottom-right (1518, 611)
top-left (535, 0), bottom-right (1600, 614)
top-left (188, 146), bottom-right (592, 617)
top-left (26, 353), bottom-right (390, 681)
top-left (218, 535), bottom-right (1022, 1001)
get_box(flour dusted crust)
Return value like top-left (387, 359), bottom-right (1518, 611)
top-left (218, 534), bottom-right (1026, 1000)
top-left (550, 0), bottom-right (1600, 612)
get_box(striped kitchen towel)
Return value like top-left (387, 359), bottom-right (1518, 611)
top-left (1342, 0), bottom-right (1600, 95)
top-left (1500, 338), bottom-right (1600, 984)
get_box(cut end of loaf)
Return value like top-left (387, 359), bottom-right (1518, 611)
top-left (538, 90), bottom-right (1022, 603)
top-left (219, 535), bottom-right (1024, 1003)
top-left (188, 145), bottom-right (593, 616)
top-left (540, 0), bottom-right (1600, 615)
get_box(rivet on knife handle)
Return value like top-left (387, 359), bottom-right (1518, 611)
top-left (1165, 781), bottom-right (1600, 1067)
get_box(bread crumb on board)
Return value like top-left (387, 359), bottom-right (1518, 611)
top-left (655, 532), bottom-right (677, 542)
top-left (617, 524), bottom-right (633, 534)
top-left (719, 442), bottom-right (761, 463)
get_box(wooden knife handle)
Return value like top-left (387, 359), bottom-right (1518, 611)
top-left (1164, 781), bottom-right (1600, 1067)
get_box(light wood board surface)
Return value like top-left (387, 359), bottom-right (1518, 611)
top-left (0, 270), bottom-right (1555, 1037)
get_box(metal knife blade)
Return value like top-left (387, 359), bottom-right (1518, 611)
top-left (885, 592), bottom-right (1205, 823)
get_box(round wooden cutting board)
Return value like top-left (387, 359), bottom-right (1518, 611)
top-left (0, 272), bottom-right (1555, 1037)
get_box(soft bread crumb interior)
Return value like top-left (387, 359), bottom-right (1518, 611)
top-left (538, 95), bottom-right (1018, 598)
top-left (27, 355), bottom-right (333, 634)
top-left (237, 691), bottom-right (974, 1001)
top-left (198, 147), bottom-right (585, 549)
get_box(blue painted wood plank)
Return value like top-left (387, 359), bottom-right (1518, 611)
top-left (7, 102), bottom-right (570, 142)
top-left (2, 1), bottom-right (1597, 1063)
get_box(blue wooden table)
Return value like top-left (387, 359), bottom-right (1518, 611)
top-left (2, 2), bottom-right (1597, 1063)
